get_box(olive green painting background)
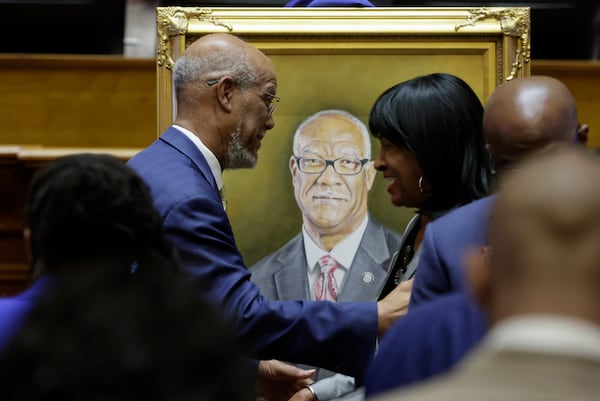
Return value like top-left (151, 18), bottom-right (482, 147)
top-left (223, 50), bottom-right (491, 267)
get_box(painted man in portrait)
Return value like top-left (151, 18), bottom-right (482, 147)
top-left (251, 109), bottom-right (401, 401)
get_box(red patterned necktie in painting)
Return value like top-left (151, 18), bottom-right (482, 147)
top-left (315, 254), bottom-right (339, 301)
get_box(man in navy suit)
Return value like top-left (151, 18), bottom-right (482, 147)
top-left (364, 75), bottom-right (589, 397)
top-left (128, 33), bottom-right (410, 379)
top-left (251, 109), bottom-right (403, 401)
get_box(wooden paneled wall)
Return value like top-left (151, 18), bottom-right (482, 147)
top-left (0, 55), bottom-right (156, 147)
top-left (1, 56), bottom-right (598, 148)
top-left (0, 56), bottom-right (598, 295)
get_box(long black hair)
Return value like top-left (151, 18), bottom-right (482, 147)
top-left (369, 73), bottom-right (493, 216)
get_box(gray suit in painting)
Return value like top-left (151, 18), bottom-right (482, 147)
top-left (251, 215), bottom-right (402, 400)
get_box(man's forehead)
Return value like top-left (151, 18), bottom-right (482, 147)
top-left (300, 116), bottom-right (363, 142)
top-left (248, 46), bottom-right (277, 84)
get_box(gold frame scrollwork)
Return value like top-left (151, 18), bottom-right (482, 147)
top-left (155, 7), bottom-right (531, 135)
top-left (455, 7), bottom-right (530, 80)
top-left (156, 7), bottom-right (232, 71)
top-left (153, 7), bottom-right (532, 265)
top-left (153, 7), bottom-right (531, 266)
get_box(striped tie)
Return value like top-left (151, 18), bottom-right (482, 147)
top-left (315, 255), bottom-right (339, 301)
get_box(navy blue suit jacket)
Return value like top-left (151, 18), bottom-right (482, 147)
top-left (128, 127), bottom-right (378, 377)
top-left (365, 293), bottom-right (487, 397)
top-left (410, 196), bottom-right (495, 306)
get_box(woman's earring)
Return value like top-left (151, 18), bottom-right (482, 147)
top-left (418, 176), bottom-right (426, 193)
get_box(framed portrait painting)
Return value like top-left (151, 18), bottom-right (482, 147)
top-left (155, 7), bottom-right (531, 266)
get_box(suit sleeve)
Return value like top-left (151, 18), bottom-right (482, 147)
top-left (410, 222), bottom-right (451, 307)
top-left (365, 294), bottom-right (486, 397)
top-left (163, 193), bottom-right (378, 378)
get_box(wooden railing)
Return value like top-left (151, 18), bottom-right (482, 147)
top-left (0, 55), bottom-right (157, 148)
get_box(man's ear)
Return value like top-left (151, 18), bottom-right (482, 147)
top-left (215, 76), bottom-right (237, 113)
top-left (289, 155), bottom-right (298, 180)
top-left (576, 124), bottom-right (589, 146)
top-left (464, 246), bottom-right (493, 311)
top-left (365, 161), bottom-right (376, 191)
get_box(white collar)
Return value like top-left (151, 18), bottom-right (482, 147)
top-left (303, 215), bottom-right (369, 272)
top-left (172, 124), bottom-right (223, 191)
top-left (486, 315), bottom-right (600, 361)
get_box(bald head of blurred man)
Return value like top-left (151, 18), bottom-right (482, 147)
top-left (484, 76), bottom-right (588, 175)
top-left (468, 147), bottom-right (600, 326)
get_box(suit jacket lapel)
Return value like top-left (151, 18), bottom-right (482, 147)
top-left (272, 235), bottom-right (310, 300)
top-left (159, 127), bottom-right (220, 193)
top-left (338, 219), bottom-right (395, 302)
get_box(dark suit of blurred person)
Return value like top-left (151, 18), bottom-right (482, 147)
top-left (372, 147), bottom-right (600, 401)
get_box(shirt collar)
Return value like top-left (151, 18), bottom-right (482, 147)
top-left (172, 124), bottom-right (223, 191)
top-left (303, 215), bottom-right (369, 272)
top-left (486, 315), bottom-right (600, 361)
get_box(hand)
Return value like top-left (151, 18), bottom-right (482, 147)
top-left (376, 278), bottom-right (414, 337)
top-left (288, 386), bottom-right (315, 401)
top-left (255, 359), bottom-right (315, 401)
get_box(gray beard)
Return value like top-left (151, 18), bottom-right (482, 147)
top-left (223, 128), bottom-right (257, 170)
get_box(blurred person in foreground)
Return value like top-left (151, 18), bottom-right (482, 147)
top-left (0, 153), bottom-right (312, 401)
top-left (0, 269), bottom-right (255, 401)
top-left (372, 146), bottom-right (600, 401)
top-left (0, 153), bottom-right (180, 353)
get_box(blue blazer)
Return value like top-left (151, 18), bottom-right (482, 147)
top-left (410, 196), bottom-right (495, 306)
top-left (365, 292), bottom-right (487, 397)
top-left (127, 127), bottom-right (378, 377)
top-left (0, 277), bottom-right (56, 352)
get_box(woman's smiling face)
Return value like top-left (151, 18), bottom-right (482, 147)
top-left (373, 137), bottom-right (430, 208)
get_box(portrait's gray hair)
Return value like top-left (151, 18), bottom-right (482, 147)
top-left (173, 49), bottom-right (258, 92)
top-left (293, 109), bottom-right (372, 158)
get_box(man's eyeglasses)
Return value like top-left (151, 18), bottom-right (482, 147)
top-left (294, 156), bottom-right (369, 176)
top-left (207, 79), bottom-right (280, 118)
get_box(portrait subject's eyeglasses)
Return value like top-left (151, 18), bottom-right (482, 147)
top-left (207, 79), bottom-right (280, 118)
top-left (294, 156), bottom-right (369, 176)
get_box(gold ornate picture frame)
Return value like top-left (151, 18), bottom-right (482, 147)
top-left (155, 7), bottom-right (530, 266)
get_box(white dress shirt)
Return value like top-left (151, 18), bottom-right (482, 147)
top-left (303, 215), bottom-right (369, 301)
top-left (172, 124), bottom-right (223, 191)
